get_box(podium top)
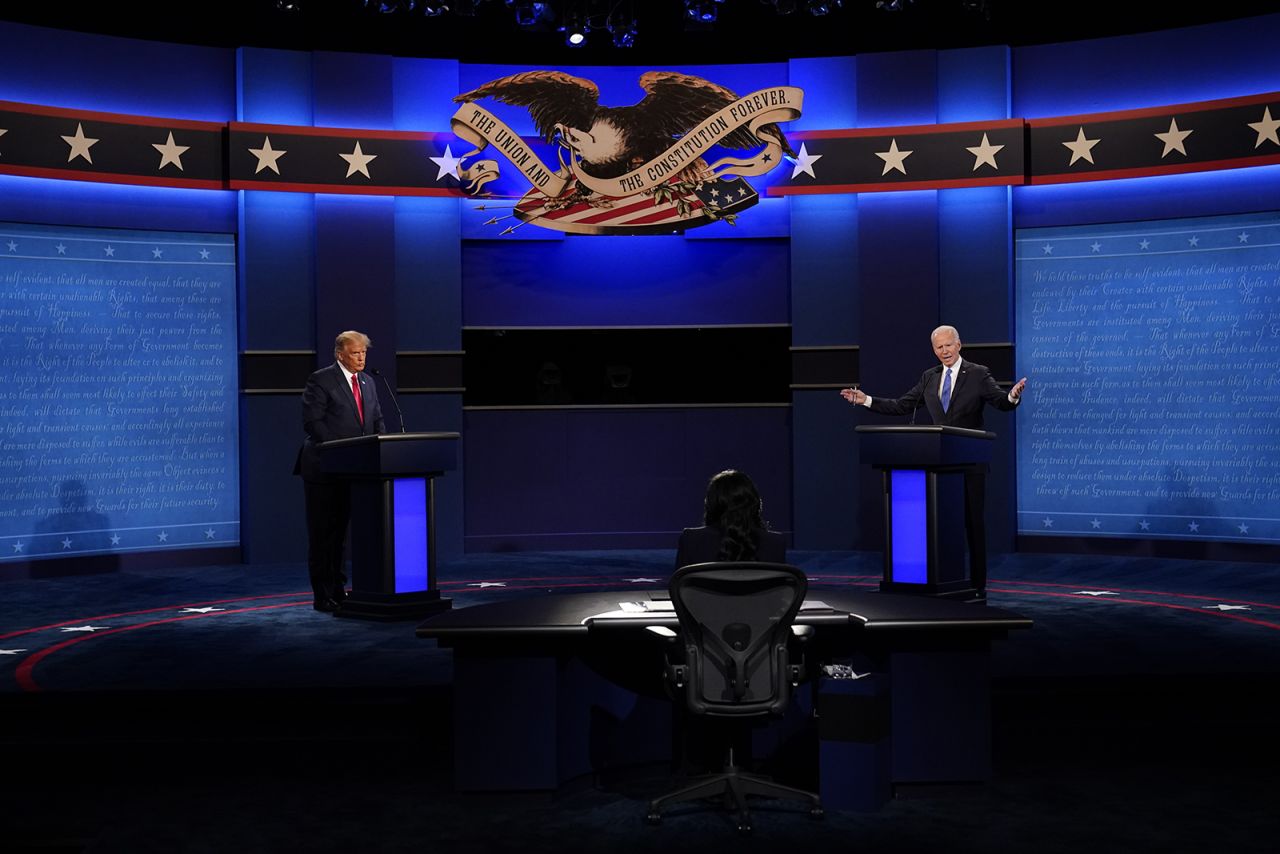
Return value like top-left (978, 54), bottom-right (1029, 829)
top-left (319, 431), bottom-right (460, 477)
top-left (854, 425), bottom-right (995, 441)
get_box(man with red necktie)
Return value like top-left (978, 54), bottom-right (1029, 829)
top-left (295, 330), bottom-right (385, 613)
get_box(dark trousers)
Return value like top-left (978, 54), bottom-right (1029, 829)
top-left (303, 478), bottom-right (352, 601)
top-left (963, 471), bottom-right (987, 594)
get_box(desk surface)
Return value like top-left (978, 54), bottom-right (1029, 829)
top-left (416, 588), bottom-right (1032, 645)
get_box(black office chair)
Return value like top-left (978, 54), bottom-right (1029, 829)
top-left (647, 561), bottom-right (823, 832)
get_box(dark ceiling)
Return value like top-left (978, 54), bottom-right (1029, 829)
top-left (2, 1), bottom-right (1278, 65)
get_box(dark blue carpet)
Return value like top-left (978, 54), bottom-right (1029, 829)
top-left (2, 550), bottom-right (1277, 852)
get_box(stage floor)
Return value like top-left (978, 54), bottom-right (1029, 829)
top-left (2, 549), bottom-right (1277, 853)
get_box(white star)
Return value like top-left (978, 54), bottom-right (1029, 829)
top-left (1090, 242), bottom-right (1102, 253)
top-left (61, 538), bottom-right (72, 549)
top-left (427, 144), bottom-right (463, 181)
top-left (181, 607), bottom-right (226, 614)
top-left (152, 247), bottom-right (163, 258)
top-left (1204, 604), bottom-right (1251, 611)
top-left (1238, 523), bottom-right (1250, 534)
top-left (152, 131), bottom-right (190, 171)
top-left (709, 187), bottom-right (720, 197)
top-left (1139, 519), bottom-right (1151, 530)
top-left (1074, 591), bottom-right (1118, 596)
top-left (199, 248), bottom-right (211, 259)
top-left (1188, 521), bottom-right (1200, 532)
top-left (158, 531), bottom-right (169, 542)
top-left (1238, 232), bottom-right (1250, 243)
top-left (104, 245), bottom-right (115, 256)
top-left (1090, 519), bottom-right (1101, 529)
top-left (62, 122), bottom-right (99, 163)
top-left (737, 185), bottom-right (749, 198)
top-left (0, 649), bottom-right (28, 655)
top-left (966, 132), bottom-right (1004, 171)
top-left (11, 541), bottom-right (23, 553)
top-left (467, 581), bottom-right (506, 588)
top-left (1248, 106), bottom-right (1280, 148)
top-left (624, 578), bottom-right (660, 584)
top-left (1042, 517), bottom-right (1054, 528)
top-left (55, 243), bottom-right (67, 254)
top-left (248, 136), bottom-right (287, 174)
top-left (205, 528), bottom-right (216, 539)
top-left (1139, 239), bottom-right (1150, 250)
top-left (5, 240), bottom-right (16, 252)
top-left (109, 533), bottom-right (121, 545)
top-left (1041, 244), bottom-right (1054, 255)
top-left (61, 625), bottom-right (110, 633)
top-left (1062, 127), bottom-right (1100, 166)
top-left (339, 141), bottom-right (377, 178)
top-left (875, 138), bottom-right (912, 176)
top-left (1154, 117), bottom-right (1193, 157)
top-left (1188, 236), bottom-right (1200, 247)
top-left (788, 142), bottom-right (823, 179)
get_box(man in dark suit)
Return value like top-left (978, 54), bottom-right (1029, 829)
top-left (841, 325), bottom-right (1027, 597)
top-left (295, 330), bottom-right (385, 612)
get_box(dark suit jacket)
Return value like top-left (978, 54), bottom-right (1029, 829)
top-left (868, 359), bottom-right (1016, 429)
top-left (675, 526), bottom-right (788, 570)
top-left (295, 363), bottom-right (385, 482)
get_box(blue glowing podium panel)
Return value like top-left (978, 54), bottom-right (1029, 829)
top-left (0, 221), bottom-right (238, 562)
top-left (1016, 211), bottom-right (1280, 544)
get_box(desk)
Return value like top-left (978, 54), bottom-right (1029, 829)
top-left (417, 588), bottom-right (1031, 792)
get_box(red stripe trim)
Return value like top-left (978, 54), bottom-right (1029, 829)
top-left (13, 602), bottom-right (309, 692)
top-left (985, 587), bottom-right (1280, 630)
top-left (0, 164), bottom-right (225, 189)
top-left (1027, 90), bottom-right (1280, 127)
top-left (991, 578), bottom-right (1280, 610)
top-left (0, 592), bottom-right (312, 641)
top-left (1028, 152), bottom-right (1280, 184)
top-left (793, 118), bottom-right (1024, 139)
top-left (0, 100), bottom-right (224, 130)
top-left (571, 196), bottom-right (660, 225)
top-left (229, 121), bottom-right (439, 141)
top-left (623, 199), bottom-right (704, 225)
top-left (229, 179), bottom-right (462, 196)
top-left (768, 174), bottom-right (1023, 195)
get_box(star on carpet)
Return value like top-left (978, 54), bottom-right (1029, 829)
top-left (624, 578), bottom-right (660, 584)
top-left (468, 582), bottom-right (506, 588)
top-left (1203, 604), bottom-right (1251, 611)
top-left (1073, 591), bottom-right (1118, 596)
top-left (61, 626), bottom-right (110, 633)
top-left (181, 607), bottom-right (226, 614)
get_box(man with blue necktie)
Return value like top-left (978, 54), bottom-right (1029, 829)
top-left (840, 325), bottom-right (1027, 598)
top-left (295, 331), bottom-right (386, 613)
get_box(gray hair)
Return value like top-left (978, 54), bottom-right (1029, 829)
top-left (930, 325), bottom-right (960, 343)
top-left (333, 330), bottom-right (371, 356)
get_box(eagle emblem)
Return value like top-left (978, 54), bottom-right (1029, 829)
top-left (449, 71), bottom-right (804, 235)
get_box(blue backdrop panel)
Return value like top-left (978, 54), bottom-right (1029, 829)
top-left (462, 235), bottom-right (789, 327)
top-left (0, 221), bottom-right (239, 560)
top-left (462, 407), bottom-right (791, 551)
top-left (1015, 211), bottom-right (1280, 543)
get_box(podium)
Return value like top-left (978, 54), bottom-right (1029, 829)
top-left (318, 431), bottom-right (459, 620)
top-left (856, 425), bottom-right (994, 599)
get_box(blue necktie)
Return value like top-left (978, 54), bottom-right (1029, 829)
top-left (941, 367), bottom-right (952, 412)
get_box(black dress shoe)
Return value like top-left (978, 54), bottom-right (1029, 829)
top-left (313, 597), bottom-right (341, 613)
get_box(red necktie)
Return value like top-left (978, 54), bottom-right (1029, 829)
top-left (351, 374), bottom-right (364, 425)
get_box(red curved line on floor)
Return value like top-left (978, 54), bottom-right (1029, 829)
top-left (988, 578), bottom-right (1280, 609)
top-left (0, 592), bottom-right (312, 641)
top-left (986, 587), bottom-right (1280, 630)
top-left (13, 601), bottom-right (309, 693)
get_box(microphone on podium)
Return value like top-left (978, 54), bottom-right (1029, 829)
top-left (369, 368), bottom-right (407, 433)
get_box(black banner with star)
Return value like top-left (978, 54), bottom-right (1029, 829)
top-left (774, 118), bottom-right (1027, 195)
top-left (1027, 92), bottom-right (1280, 184)
top-left (4, 92), bottom-right (1280, 197)
top-left (227, 122), bottom-right (462, 196)
top-left (0, 100), bottom-right (224, 189)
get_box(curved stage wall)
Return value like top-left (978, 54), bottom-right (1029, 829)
top-left (1, 14), bottom-right (1279, 570)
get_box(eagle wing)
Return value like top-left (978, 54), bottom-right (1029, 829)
top-left (633, 71), bottom-right (795, 157)
top-left (454, 71), bottom-right (600, 144)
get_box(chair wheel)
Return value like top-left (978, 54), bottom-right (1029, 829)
top-left (810, 807), bottom-right (825, 819)
top-left (646, 812), bottom-right (662, 825)
top-left (737, 821), bottom-right (753, 834)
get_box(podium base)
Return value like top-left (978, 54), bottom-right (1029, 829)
top-left (879, 580), bottom-right (982, 602)
top-left (335, 589), bottom-right (453, 621)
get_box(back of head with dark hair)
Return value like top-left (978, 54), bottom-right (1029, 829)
top-left (703, 469), bottom-right (766, 561)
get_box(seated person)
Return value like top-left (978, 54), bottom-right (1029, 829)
top-left (675, 469), bottom-right (786, 569)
